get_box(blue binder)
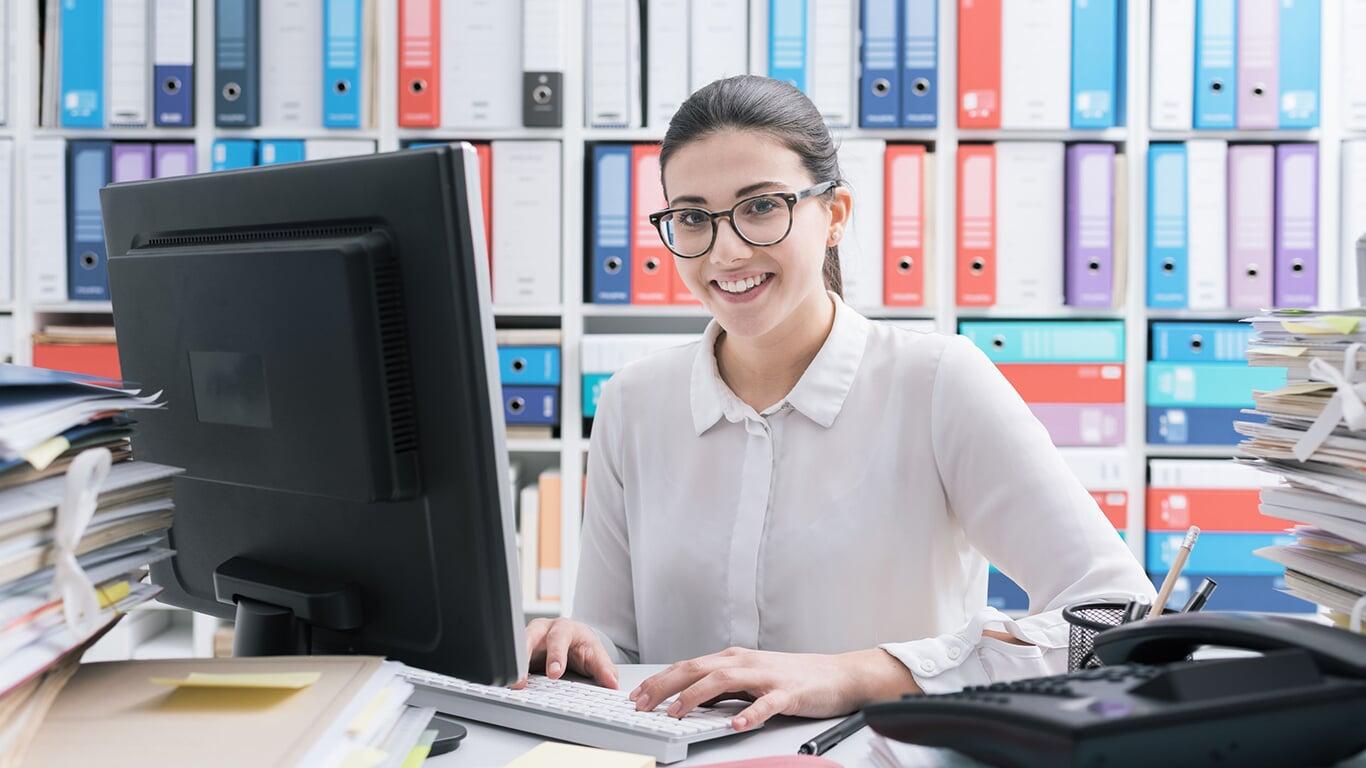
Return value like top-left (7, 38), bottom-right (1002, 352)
top-left (958, 321), bottom-right (1125, 363)
top-left (1278, 0), bottom-right (1320, 129)
top-left (60, 0), bottom-right (104, 128)
top-left (1146, 362), bottom-right (1286, 408)
top-left (859, 0), bottom-right (900, 127)
top-left (1151, 322), bottom-right (1254, 362)
top-left (1071, 0), bottom-right (1120, 128)
top-left (591, 145), bottom-right (632, 304)
top-left (987, 568), bottom-right (1028, 612)
top-left (66, 141), bottom-right (112, 300)
top-left (259, 140), bottom-right (305, 165)
top-left (153, 0), bottom-right (194, 126)
top-left (503, 386), bottom-right (560, 426)
top-left (211, 140), bottom-right (258, 170)
top-left (1146, 573), bottom-right (1314, 613)
top-left (498, 346), bottom-right (561, 386)
top-left (583, 373), bottom-right (611, 418)
top-left (1147, 144), bottom-right (1188, 308)
top-left (323, 0), bottom-right (363, 128)
top-left (1146, 406), bottom-right (1265, 445)
top-left (902, 0), bottom-right (937, 127)
top-left (1147, 532), bottom-right (1295, 576)
top-left (215, 0), bottom-right (260, 127)
top-left (768, 0), bottom-right (807, 92)
top-left (1193, 0), bottom-right (1237, 129)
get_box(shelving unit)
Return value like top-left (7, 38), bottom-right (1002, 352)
top-left (1, 1), bottom-right (1348, 633)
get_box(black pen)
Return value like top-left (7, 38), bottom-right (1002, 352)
top-left (1181, 577), bottom-right (1218, 613)
top-left (798, 711), bottom-right (866, 756)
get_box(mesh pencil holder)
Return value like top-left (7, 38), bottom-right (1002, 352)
top-left (1062, 600), bottom-right (1177, 672)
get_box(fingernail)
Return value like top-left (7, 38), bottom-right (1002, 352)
top-left (734, 717), bottom-right (748, 730)
top-left (667, 703), bottom-right (681, 717)
top-left (628, 687), bottom-right (640, 701)
top-left (548, 662), bottom-right (561, 677)
top-left (635, 697), bottom-right (650, 711)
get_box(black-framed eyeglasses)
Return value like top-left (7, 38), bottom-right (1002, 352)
top-left (648, 180), bottom-right (840, 259)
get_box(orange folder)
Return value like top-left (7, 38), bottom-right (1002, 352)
top-left (995, 363), bottom-right (1126, 403)
top-left (476, 143), bottom-right (493, 276)
top-left (884, 144), bottom-right (926, 306)
top-left (1146, 489), bottom-right (1280, 532)
top-left (398, 0), bottom-right (440, 127)
top-left (956, 144), bottom-right (996, 306)
top-left (958, 0), bottom-right (1002, 128)
top-left (32, 343), bottom-right (121, 381)
top-left (538, 470), bottom-right (562, 602)
top-left (631, 145), bottom-right (670, 305)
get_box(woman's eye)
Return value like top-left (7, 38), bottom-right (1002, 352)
top-left (743, 198), bottom-right (779, 216)
top-left (678, 211), bottom-right (708, 227)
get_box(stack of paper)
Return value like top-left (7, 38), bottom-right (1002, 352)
top-left (0, 364), bottom-right (180, 765)
top-left (1234, 309), bottom-right (1366, 631)
top-left (19, 656), bottom-right (436, 767)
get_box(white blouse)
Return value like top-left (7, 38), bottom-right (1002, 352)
top-left (571, 293), bottom-right (1155, 693)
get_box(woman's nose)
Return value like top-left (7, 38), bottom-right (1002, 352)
top-left (709, 218), bottom-right (752, 265)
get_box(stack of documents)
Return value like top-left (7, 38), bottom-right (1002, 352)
top-left (0, 364), bottom-right (181, 764)
top-left (18, 656), bottom-right (436, 767)
top-left (1234, 310), bottom-right (1366, 631)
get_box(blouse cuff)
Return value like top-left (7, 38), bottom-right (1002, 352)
top-left (878, 606), bottom-right (1069, 694)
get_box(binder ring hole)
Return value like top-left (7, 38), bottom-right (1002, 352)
top-left (1088, 259), bottom-right (1101, 272)
top-left (1292, 260), bottom-right (1304, 273)
top-left (873, 78), bottom-right (891, 97)
top-left (605, 257), bottom-right (623, 275)
top-left (512, 359), bottom-right (526, 372)
top-left (970, 257), bottom-right (986, 274)
top-left (508, 397), bottom-right (526, 415)
top-left (898, 256), bottom-right (913, 273)
top-left (644, 258), bottom-right (660, 274)
top-left (1162, 259), bottom-right (1175, 273)
top-left (1253, 84), bottom-right (1265, 97)
top-left (81, 252), bottom-right (98, 269)
top-left (1210, 80), bottom-right (1224, 93)
top-left (410, 79), bottom-right (427, 94)
top-left (335, 80), bottom-right (351, 95)
top-left (1247, 265), bottom-right (1259, 278)
top-left (991, 335), bottom-right (1006, 349)
top-left (913, 78), bottom-right (930, 95)
top-left (533, 85), bottom-right (553, 105)
top-left (163, 77), bottom-right (181, 95)
top-left (1190, 336), bottom-right (1204, 351)
top-left (223, 83), bottom-right (241, 101)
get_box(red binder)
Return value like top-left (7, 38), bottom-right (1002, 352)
top-left (631, 145), bottom-right (670, 305)
top-left (1146, 489), bottom-right (1279, 532)
top-left (958, 0), bottom-right (1002, 129)
top-left (956, 144), bottom-right (996, 306)
top-left (995, 363), bottom-right (1126, 403)
top-left (33, 343), bottom-right (121, 381)
top-left (398, 0), bottom-right (439, 127)
top-left (884, 144), bottom-right (926, 306)
top-left (476, 143), bottom-right (493, 277)
top-left (1091, 491), bottom-right (1128, 529)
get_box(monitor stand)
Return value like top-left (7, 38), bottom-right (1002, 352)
top-left (213, 556), bottom-right (363, 656)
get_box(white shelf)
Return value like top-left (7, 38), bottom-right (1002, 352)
top-left (209, 126), bottom-right (382, 140)
top-left (495, 305), bottom-right (564, 318)
top-left (33, 126), bottom-right (197, 140)
top-left (957, 128), bottom-right (1129, 143)
top-left (508, 439), bottom-right (563, 453)
top-left (32, 302), bottom-right (114, 314)
top-left (1145, 309), bottom-right (1258, 322)
top-left (130, 621), bottom-right (197, 660)
top-left (1147, 129), bottom-right (1322, 142)
top-left (580, 304), bottom-right (712, 318)
top-left (955, 306), bottom-right (1127, 320)
top-left (1143, 445), bottom-right (1239, 459)
top-left (396, 128), bottom-right (565, 142)
top-left (524, 601), bottom-right (561, 616)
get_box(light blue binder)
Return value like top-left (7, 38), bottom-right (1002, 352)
top-left (859, 0), bottom-right (900, 127)
top-left (1150, 322), bottom-right (1254, 362)
top-left (1071, 0), bottom-right (1120, 128)
top-left (591, 145), bottom-right (632, 304)
top-left (498, 346), bottom-right (561, 386)
top-left (323, 0), bottom-right (363, 128)
top-left (1145, 362), bottom-right (1287, 408)
top-left (259, 140), bottom-right (305, 165)
top-left (1147, 144), bottom-right (1188, 308)
top-left (902, 0), bottom-right (937, 127)
top-left (1194, 0), bottom-right (1237, 129)
top-left (769, 0), bottom-right (807, 92)
top-left (60, 0), bottom-right (104, 127)
top-left (958, 321), bottom-right (1125, 363)
top-left (211, 140), bottom-right (258, 171)
top-left (1147, 532), bottom-right (1294, 576)
top-left (1278, 0), bottom-right (1320, 129)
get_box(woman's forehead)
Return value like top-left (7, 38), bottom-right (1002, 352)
top-left (663, 131), bottom-right (810, 202)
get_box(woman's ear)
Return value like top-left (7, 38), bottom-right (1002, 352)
top-left (826, 184), bottom-right (854, 247)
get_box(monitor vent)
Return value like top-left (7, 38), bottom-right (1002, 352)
top-left (142, 224), bottom-right (375, 249)
top-left (372, 256), bottom-right (418, 455)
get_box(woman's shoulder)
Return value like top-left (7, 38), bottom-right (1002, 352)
top-left (603, 338), bottom-right (702, 401)
top-left (863, 318), bottom-right (960, 362)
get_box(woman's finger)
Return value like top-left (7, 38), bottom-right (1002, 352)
top-left (541, 620), bottom-right (575, 679)
top-left (631, 654), bottom-right (734, 712)
top-left (571, 636), bottom-right (620, 689)
top-left (732, 689), bottom-right (794, 731)
top-left (666, 667), bottom-right (763, 719)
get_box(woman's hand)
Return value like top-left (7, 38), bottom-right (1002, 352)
top-left (628, 646), bottom-right (920, 731)
top-left (517, 617), bottom-right (619, 689)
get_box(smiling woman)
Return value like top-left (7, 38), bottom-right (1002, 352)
top-left (519, 75), bottom-right (1155, 734)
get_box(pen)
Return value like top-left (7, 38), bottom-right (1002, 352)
top-left (1150, 526), bottom-right (1200, 619)
top-left (798, 711), bottom-right (866, 756)
top-left (1181, 577), bottom-right (1218, 613)
top-left (1121, 594), bottom-right (1151, 624)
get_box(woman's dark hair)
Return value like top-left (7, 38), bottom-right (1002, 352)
top-left (659, 75), bottom-right (844, 297)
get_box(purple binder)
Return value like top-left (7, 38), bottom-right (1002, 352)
top-left (153, 143), bottom-right (197, 178)
top-left (1064, 143), bottom-right (1115, 307)
top-left (1274, 143), bottom-right (1318, 308)
top-left (1236, 0), bottom-right (1279, 129)
top-left (111, 143), bottom-right (153, 183)
top-left (1228, 145), bottom-right (1275, 309)
top-left (1028, 403), bottom-right (1125, 446)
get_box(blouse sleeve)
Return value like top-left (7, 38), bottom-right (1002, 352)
top-left (878, 335), bottom-right (1154, 693)
top-left (568, 376), bottom-right (641, 664)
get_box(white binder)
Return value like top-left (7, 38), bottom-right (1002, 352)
top-left (647, 0), bottom-right (690, 128)
top-left (106, 0), bottom-right (149, 126)
top-left (1000, 0), bottom-right (1070, 129)
top-left (586, 0), bottom-right (640, 127)
top-left (1186, 140), bottom-right (1228, 310)
top-left (808, 0), bottom-right (855, 128)
top-left (522, 0), bottom-right (566, 126)
top-left (1150, 0), bottom-right (1195, 130)
top-left (690, 0), bottom-right (748, 91)
top-left (493, 140), bottom-right (561, 306)
top-left (0, 141), bottom-right (10, 302)
top-left (303, 140), bottom-right (376, 160)
top-left (836, 139), bottom-right (885, 311)
top-left (995, 141), bottom-right (1065, 310)
top-left (1341, 142), bottom-right (1366, 307)
top-left (0, 0), bottom-right (10, 126)
top-left (261, 0), bottom-right (323, 126)
top-left (442, 0), bottom-right (521, 128)
top-left (1345, 1), bottom-right (1366, 129)
top-left (24, 139), bottom-right (68, 304)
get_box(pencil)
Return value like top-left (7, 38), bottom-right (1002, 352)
top-left (1149, 526), bottom-right (1200, 619)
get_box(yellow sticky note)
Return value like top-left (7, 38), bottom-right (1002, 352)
top-left (1266, 381), bottom-right (1336, 397)
top-left (504, 742), bottom-right (655, 768)
top-left (150, 672), bottom-right (322, 690)
top-left (22, 436), bottom-right (70, 471)
top-left (96, 580), bottom-right (131, 609)
top-left (1282, 316), bottom-right (1361, 335)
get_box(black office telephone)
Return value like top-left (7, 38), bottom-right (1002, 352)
top-left (863, 613), bottom-right (1366, 768)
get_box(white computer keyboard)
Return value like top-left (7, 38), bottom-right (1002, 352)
top-left (401, 667), bottom-right (747, 764)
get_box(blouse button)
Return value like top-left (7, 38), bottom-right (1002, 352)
top-left (920, 660), bottom-right (935, 673)
top-left (948, 647), bottom-right (961, 660)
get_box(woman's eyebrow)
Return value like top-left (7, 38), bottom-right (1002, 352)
top-left (670, 181), bottom-right (789, 207)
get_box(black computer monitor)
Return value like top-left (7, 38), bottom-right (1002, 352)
top-left (100, 144), bottom-right (527, 685)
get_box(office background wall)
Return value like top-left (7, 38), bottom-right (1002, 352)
top-left (0, 1), bottom-right (1353, 657)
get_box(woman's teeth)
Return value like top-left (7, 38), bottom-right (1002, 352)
top-left (716, 273), bottom-right (770, 294)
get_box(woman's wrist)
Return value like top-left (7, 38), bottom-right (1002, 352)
top-left (838, 648), bottom-right (922, 706)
